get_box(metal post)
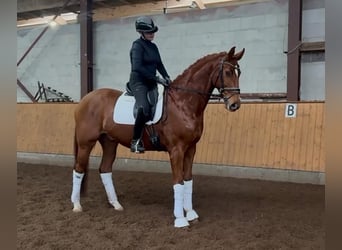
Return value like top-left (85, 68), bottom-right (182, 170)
top-left (286, 0), bottom-right (302, 101)
top-left (17, 79), bottom-right (36, 102)
top-left (80, 0), bottom-right (94, 98)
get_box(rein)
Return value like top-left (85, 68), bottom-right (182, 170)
top-left (169, 85), bottom-right (212, 97)
top-left (168, 59), bottom-right (241, 100)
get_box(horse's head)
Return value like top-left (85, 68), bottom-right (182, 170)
top-left (212, 46), bottom-right (245, 112)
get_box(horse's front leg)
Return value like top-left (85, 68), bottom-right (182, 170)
top-left (170, 147), bottom-right (190, 228)
top-left (183, 144), bottom-right (199, 222)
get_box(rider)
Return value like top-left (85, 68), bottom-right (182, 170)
top-left (128, 16), bottom-right (171, 153)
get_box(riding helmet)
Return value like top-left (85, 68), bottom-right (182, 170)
top-left (135, 16), bottom-right (158, 33)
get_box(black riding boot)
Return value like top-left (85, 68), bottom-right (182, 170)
top-left (131, 109), bottom-right (146, 153)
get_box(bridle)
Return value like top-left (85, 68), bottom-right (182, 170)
top-left (213, 59), bottom-right (241, 101)
top-left (169, 57), bottom-right (241, 100)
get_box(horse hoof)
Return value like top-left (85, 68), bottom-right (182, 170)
top-left (174, 217), bottom-right (190, 228)
top-left (72, 202), bottom-right (82, 212)
top-left (111, 201), bottom-right (124, 211)
top-left (186, 209), bottom-right (199, 222)
top-left (189, 218), bottom-right (199, 224)
top-left (114, 206), bottom-right (124, 211)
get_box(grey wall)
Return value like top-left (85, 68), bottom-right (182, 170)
top-left (300, 0), bottom-right (325, 101)
top-left (17, 25), bottom-right (80, 101)
top-left (17, 0), bottom-right (325, 103)
top-left (95, 0), bottom-right (289, 94)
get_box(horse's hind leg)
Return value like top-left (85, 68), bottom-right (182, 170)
top-left (98, 134), bottom-right (123, 211)
top-left (72, 140), bottom-right (95, 212)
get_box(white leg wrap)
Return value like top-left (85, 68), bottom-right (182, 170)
top-left (71, 170), bottom-right (84, 212)
top-left (183, 180), bottom-right (193, 211)
top-left (100, 172), bottom-right (123, 211)
top-left (186, 209), bottom-right (199, 222)
top-left (184, 180), bottom-right (199, 222)
top-left (173, 184), bottom-right (189, 228)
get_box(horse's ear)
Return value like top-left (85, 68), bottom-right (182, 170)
top-left (227, 46), bottom-right (236, 60)
top-left (234, 48), bottom-right (245, 61)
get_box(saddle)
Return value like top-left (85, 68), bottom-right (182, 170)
top-left (125, 83), bottom-right (159, 121)
top-left (113, 84), bottom-right (164, 126)
top-left (113, 83), bottom-right (163, 150)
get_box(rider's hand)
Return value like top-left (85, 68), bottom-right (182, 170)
top-left (164, 76), bottom-right (172, 85)
top-left (155, 76), bottom-right (168, 87)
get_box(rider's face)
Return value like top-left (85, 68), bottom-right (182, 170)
top-left (143, 32), bottom-right (155, 41)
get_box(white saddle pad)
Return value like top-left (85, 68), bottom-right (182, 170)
top-left (113, 85), bottom-right (164, 125)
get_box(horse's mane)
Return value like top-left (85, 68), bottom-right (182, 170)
top-left (174, 51), bottom-right (227, 81)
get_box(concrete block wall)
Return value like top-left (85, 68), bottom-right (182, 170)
top-left (300, 0), bottom-right (325, 101)
top-left (302, 0), bottom-right (325, 42)
top-left (17, 0), bottom-right (290, 102)
top-left (17, 24), bottom-right (81, 101)
top-left (17, 0), bottom-right (297, 102)
top-left (94, 1), bottom-right (289, 95)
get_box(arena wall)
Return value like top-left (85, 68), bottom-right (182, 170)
top-left (16, 0), bottom-right (325, 184)
top-left (17, 102), bottom-right (325, 184)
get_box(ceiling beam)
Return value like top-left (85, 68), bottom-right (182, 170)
top-left (194, 0), bottom-right (207, 9)
top-left (17, 0), bottom-right (269, 23)
top-left (17, 0), bottom-right (107, 13)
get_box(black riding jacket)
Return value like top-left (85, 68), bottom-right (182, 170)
top-left (129, 37), bottom-right (169, 87)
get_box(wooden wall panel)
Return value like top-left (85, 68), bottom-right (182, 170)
top-left (17, 103), bottom-right (76, 155)
top-left (17, 102), bottom-right (325, 172)
top-left (196, 102), bottom-right (325, 171)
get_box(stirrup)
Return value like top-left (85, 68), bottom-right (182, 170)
top-left (130, 139), bottom-right (145, 153)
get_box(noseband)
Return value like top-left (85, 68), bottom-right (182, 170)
top-left (213, 59), bottom-right (241, 101)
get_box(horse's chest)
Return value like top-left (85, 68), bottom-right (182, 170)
top-left (182, 121), bottom-right (203, 139)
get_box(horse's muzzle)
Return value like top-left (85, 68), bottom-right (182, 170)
top-left (222, 91), bottom-right (241, 112)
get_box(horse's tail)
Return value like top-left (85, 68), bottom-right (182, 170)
top-left (73, 129), bottom-right (88, 195)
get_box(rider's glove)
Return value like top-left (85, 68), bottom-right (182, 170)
top-left (155, 76), bottom-right (169, 87)
top-left (164, 76), bottom-right (172, 86)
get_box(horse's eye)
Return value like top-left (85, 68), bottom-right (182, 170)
top-left (225, 71), bottom-right (232, 77)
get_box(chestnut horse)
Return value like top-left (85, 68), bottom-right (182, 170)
top-left (71, 46), bottom-right (245, 228)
